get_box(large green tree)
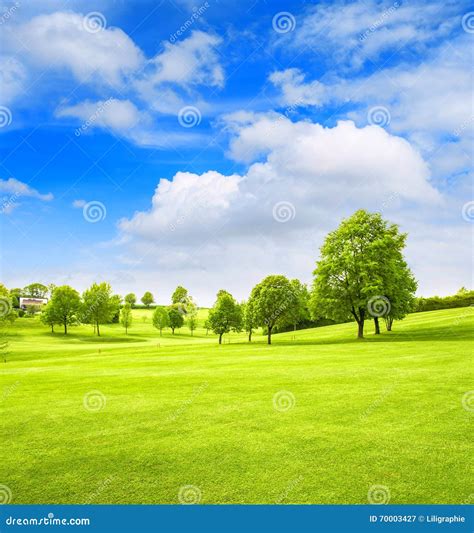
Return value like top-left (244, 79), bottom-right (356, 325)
top-left (208, 290), bottom-right (242, 344)
top-left (82, 283), bottom-right (120, 336)
top-left (47, 285), bottom-right (81, 334)
top-left (152, 307), bottom-right (169, 336)
top-left (0, 284), bottom-right (17, 326)
top-left (248, 275), bottom-right (298, 344)
top-left (311, 209), bottom-right (413, 338)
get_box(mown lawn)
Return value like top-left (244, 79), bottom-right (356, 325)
top-left (1, 307), bottom-right (472, 504)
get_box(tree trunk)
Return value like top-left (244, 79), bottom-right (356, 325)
top-left (386, 317), bottom-right (393, 331)
top-left (51, 325), bottom-right (54, 333)
top-left (125, 326), bottom-right (128, 334)
top-left (267, 325), bottom-right (273, 345)
top-left (97, 321), bottom-right (100, 336)
top-left (64, 320), bottom-right (67, 335)
top-left (219, 333), bottom-right (223, 344)
top-left (374, 317), bottom-right (380, 334)
top-left (357, 320), bottom-right (364, 338)
top-left (171, 327), bottom-right (175, 334)
top-left (248, 330), bottom-right (252, 342)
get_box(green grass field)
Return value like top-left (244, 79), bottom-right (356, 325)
top-left (1, 307), bottom-right (472, 504)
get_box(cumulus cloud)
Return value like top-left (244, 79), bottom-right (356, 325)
top-left (134, 31), bottom-right (224, 114)
top-left (17, 11), bottom-right (144, 86)
top-left (115, 115), bottom-right (450, 303)
top-left (268, 69), bottom-right (327, 108)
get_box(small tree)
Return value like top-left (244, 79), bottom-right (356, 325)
top-left (249, 275), bottom-right (298, 344)
top-left (82, 282), bottom-right (120, 336)
top-left (124, 293), bottom-right (137, 307)
top-left (168, 305), bottom-right (184, 334)
top-left (208, 290), bottom-right (242, 344)
top-left (40, 302), bottom-right (60, 332)
top-left (204, 318), bottom-right (211, 335)
top-left (120, 303), bottom-right (133, 334)
top-left (152, 307), bottom-right (169, 336)
top-left (171, 286), bottom-right (189, 305)
top-left (242, 300), bottom-right (256, 342)
top-left (23, 283), bottom-right (48, 298)
top-left (141, 291), bottom-right (154, 308)
top-left (186, 298), bottom-right (198, 336)
top-left (285, 279), bottom-right (310, 332)
top-left (48, 285), bottom-right (81, 334)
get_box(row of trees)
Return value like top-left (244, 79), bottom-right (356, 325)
top-left (2, 210), bottom-right (423, 342)
top-left (205, 210), bottom-right (417, 343)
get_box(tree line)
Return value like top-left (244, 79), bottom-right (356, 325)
top-left (1, 210), bottom-right (470, 344)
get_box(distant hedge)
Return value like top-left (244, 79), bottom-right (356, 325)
top-left (414, 291), bottom-right (474, 312)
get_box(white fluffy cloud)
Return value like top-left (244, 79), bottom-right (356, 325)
top-left (56, 98), bottom-right (141, 132)
top-left (115, 115), bottom-right (457, 303)
top-left (288, 1), bottom-right (459, 70)
top-left (0, 56), bottom-right (27, 105)
top-left (134, 31), bottom-right (224, 114)
top-left (17, 11), bottom-right (144, 86)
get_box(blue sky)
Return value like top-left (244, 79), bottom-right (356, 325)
top-left (0, 0), bottom-right (472, 305)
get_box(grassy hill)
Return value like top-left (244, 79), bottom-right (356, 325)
top-left (1, 307), bottom-right (472, 504)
